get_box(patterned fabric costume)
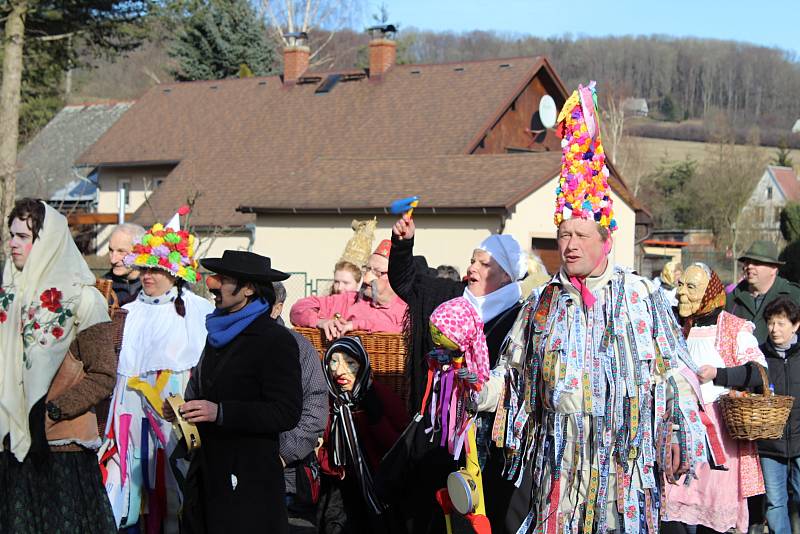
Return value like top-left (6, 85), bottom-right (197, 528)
top-left (496, 264), bottom-right (706, 533)
top-left (101, 218), bottom-right (212, 531)
top-left (490, 82), bottom-right (707, 533)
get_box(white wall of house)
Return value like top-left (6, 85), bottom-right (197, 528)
top-left (95, 167), bottom-right (173, 251)
top-left (250, 213), bottom-right (500, 316)
top-left (740, 170), bottom-right (786, 244)
top-left (503, 175), bottom-right (637, 269)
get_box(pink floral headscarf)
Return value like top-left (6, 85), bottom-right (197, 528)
top-left (429, 297), bottom-right (490, 384)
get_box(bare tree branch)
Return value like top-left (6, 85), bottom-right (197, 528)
top-left (142, 66), bottom-right (161, 84)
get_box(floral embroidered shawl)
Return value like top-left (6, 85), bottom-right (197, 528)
top-left (0, 202), bottom-right (108, 460)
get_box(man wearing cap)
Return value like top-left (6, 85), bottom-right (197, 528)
top-left (726, 241), bottom-right (800, 534)
top-left (727, 240), bottom-right (800, 343)
top-left (290, 239), bottom-right (407, 340)
top-left (176, 251), bottom-right (302, 534)
top-left (495, 82), bottom-right (706, 533)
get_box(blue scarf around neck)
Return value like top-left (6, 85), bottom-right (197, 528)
top-left (206, 299), bottom-right (270, 348)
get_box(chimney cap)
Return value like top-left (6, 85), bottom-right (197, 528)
top-left (366, 24), bottom-right (397, 39)
top-left (284, 31), bottom-right (309, 47)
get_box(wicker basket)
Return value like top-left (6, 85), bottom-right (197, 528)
top-left (718, 364), bottom-right (794, 440)
top-left (293, 326), bottom-right (408, 403)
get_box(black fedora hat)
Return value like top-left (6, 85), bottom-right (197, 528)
top-left (200, 250), bottom-right (290, 282)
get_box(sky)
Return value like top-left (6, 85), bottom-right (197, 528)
top-left (376, 0), bottom-right (800, 58)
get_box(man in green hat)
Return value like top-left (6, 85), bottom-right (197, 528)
top-left (727, 240), bottom-right (800, 343)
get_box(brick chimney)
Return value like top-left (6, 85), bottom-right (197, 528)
top-left (367, 24), bottom-right (397, 77)
top-left (283, 32), bottom-right (309, 83)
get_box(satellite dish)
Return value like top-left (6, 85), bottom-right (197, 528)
top-left (539, 95), bottom-right (557, 129)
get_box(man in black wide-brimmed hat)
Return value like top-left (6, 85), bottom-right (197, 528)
top-left (176, 250), bottom-right (302, 534)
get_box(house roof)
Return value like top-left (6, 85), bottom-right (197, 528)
top-left (77, 56), bottom-right (637, 226)
top-left (239, 153), bottom-right (563, 213)
top-left (18, 102), bottom-right (133, 200)
top-left (769, 165), bottom-right (800, 202)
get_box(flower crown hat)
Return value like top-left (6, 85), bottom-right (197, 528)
top-left (553, 81), bottom-right (617, 233)
top-left (123, 205), bottom-right (201, 284)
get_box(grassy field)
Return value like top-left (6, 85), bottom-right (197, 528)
top-left (627, 136), bottom-right (800, 175)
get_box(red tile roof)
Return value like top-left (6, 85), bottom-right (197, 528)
top-left (770, 166), bottom-right (800, 202)
top-left (77, 56), bottom-right (637, 226)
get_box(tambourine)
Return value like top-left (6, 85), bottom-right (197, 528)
top-left (166, 394), bottom-right (201, 452)
top-left (447, 469), bottom-right (481, 515)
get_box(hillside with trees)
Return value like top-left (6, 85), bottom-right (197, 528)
top-left (70, 27), bottom-right (800, 127)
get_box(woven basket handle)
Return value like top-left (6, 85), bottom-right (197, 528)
top-left (757, 364), bottom-right (771, 397)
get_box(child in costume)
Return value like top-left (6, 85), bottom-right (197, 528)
top-left (427, 296), bottom-right (493, 534)
top-left (102, 210), bottom-right (213, 532)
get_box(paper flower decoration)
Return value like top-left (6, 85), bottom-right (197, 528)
top-left (124, 223), bottom-right (201, 284)
top-left (553, 81), bottom-right (617, 233)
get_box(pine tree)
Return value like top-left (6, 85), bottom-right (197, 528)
top-left (169, 0), bottom-right (275, 81)
top-left (773, 139), bottom-right (794, 167)
top-left (780, 203), bottom-right (800, 283)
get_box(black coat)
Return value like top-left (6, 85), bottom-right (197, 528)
top-left (387, 234), bottom-right (522, 534)
top-left (183, 312), bottom-right (302, 534)
top-left (388, 235), bottom-right (520, 412)
top-left (757, 340), bottom-right (800, 459)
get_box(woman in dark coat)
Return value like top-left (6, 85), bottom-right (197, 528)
top-left (388, 214), bottom-right (530, 534)
top-left (176, 251), bottom-right (302, 534)
top-left (317, 336), bottom-right (408, 534)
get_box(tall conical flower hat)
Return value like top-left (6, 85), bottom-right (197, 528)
top-left (553, 81), bottom-right (617, 233)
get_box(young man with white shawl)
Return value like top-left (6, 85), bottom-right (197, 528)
top-left (388, 217), bottom-right (529, 533)
top-left (493, 82), bottom-right (707, 533)
top-left (0, 199), bottom-right (117, 533)
top-left (102, 213), bottom-right (213, 532)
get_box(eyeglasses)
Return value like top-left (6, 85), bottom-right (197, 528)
top-left (361, 266), bottom-right (388, 277)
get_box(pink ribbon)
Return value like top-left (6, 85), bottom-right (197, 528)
top-left (118, 413), bottom-right (132, 486)
top-left (569, 275), bottom-right (596, 308)
top-left (145, 408), bottom-right (168, 447)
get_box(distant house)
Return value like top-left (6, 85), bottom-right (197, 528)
top-left (77, 30), bottom-right (648, 306)
top-left (18, 102), bottom-right (133, 210)
top-left (623, 98), bottom-right (649, 118)
top-left (17, 101), bottom-right (133, 251)
top-left (739, 165), bottom-right (800, 244)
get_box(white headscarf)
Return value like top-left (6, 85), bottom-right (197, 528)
top-left (476, 235), bottom-right (527, 281)
top-left (463, 235), bottom-right (528, 323)
top-left (0, 202), bottom-right (108, 460)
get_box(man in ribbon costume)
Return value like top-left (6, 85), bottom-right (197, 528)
top-left (178, 250), bottom-right (301, 533)
top-left (495, 82), bottom-right (707, 533)
top-left (0, 199), bottom-right (118, 532)
top-left (661, 263), bottom-right (766, 533)
top-left (103, 212), bottom-right (213, 531)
